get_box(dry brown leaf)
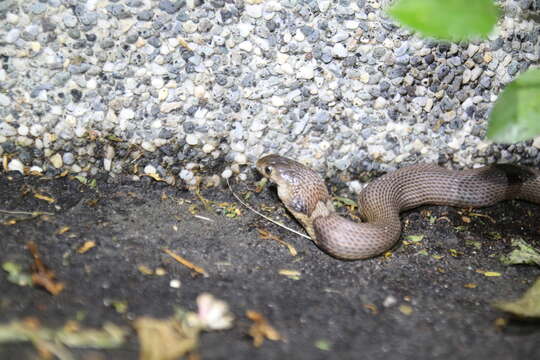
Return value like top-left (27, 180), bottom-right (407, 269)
top-left (138, 265), bottom-right (154, 275)
top-left (27, 242), bottom-right (65, 296)
top-left (467, 212), bottom-right (496, 224)
top-left (143, 173), bottom-right (164, 182)
top-left (134, 317), bottom-right (199, 360)
top-left (77, 241), bottom-right (96, 254)
top-left (246, 310), bottom-right (281, 347)
top-left (56, 226), bottom-right (70, 235)
top-left (34, 193), bottom-right (56, 204)
top-left (257, 228), bottom-right (297, 256)
top-left (163, 249), bottom-right (209, 277)
top-left (476, 269), bottom-right (502, 277)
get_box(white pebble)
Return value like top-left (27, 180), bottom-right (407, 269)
top-left (5, 29), bottom-right (20, 43)
top-left (202, 143), bottom-right (215, 153)
top-left (373, 97), bottom-right (387, 110)
top-left (103, 158), bottom-right (112, 172)
top-left (237, 23), bottom-right (253, 37)
top-left (144, 164), bottom-right (157, 174)
top-left (8, 159), bottom-right (24, 174)
top-left (160, 102), bottom-right (182, 113)
top-left (6, 13), bottom-right (19, 24)
top-left (186, 134), bottom-right (199, 145)
top-left (234, 153), bottom-right (247, 164)
top-left (297, 64), bottom-right (315, 79)
top-left (0, 93), bottom-right (11, 107)
top-left (332, 43), bottom-right (348, 58)
top-left (238, 41), bottom-right (253, 52)
top-left (151, 77), bottom-right (165, 89)
top-left (141, 141), bottom-right (156, 152)
top-left (271, 96), bottom-right (285, 107)
top-left (383, 295), bottom-right (398, 308)
top-left (30, 166), bottom-right (43, 174)
top-left (344, 20), bottom-right (359, 30)
top-left (17, 125), bottom-right (29, 136)
top-left (221, 168), bottom-right (232, 179)
top-left (318, 0), bottom-right (331, 12)
top-left (119, 108), bottom-right (135, 121)
top-left (169, 279), bottom-right (181, 288)
top-left (180, 169), bottom-right (194, 181)
top-left (245, 4), bottom-right (262, 18)
top-left (50, 153), bottom-right (63, 168)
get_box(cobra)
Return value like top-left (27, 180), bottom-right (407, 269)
top-left (256, 154), bottom-right (540, 260)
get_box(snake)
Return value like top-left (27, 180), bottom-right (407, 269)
top-left (256, 154), bottom-right (540, 260)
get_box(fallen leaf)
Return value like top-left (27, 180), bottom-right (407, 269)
top-left (405, 234), bottom-right (424, 243)
top-left (500, 238), bottom-right (540, 266)
top-left (467, 212), bottom-right (496, 224)
top-left (134, 317), bottom-right (199, 360)
top-left (258, 228), bottom-right (297, 256)
top-left (56, 226), bottom-right (70, 235)
top-left (246, 310), bottom-right (281, 347)
top-left (143, 173), bottom-right (164, 182)
top-left (464, 283), bottom-right (478, 289)
top-left (0, 319), bottom-right (126, 351)
top-left (57, 322), bottom-right (126, 348)
top-left (77, 241), bottom-right (96, 254)
top-left (449, 249), bottom-right (463, 257)
top-left (278, 269), bottom-right (301, 280)
top-left (399, 305), bottom-right (413, 315)
top-left (333, 196), bottom-right (358, 209)
top-left (476, 269), bottom-right (502, 277)
top-left (493, 277), bottom-right (540, 318)
top-left (314, 339), bottom-right (332, 351)
top-left (34, 193), bottom-right (56, 204)
top-left (27, 242), bottom-right (65, 296)
top-left (2, 262), bottom-right (33, 287)
top-left (138, 265), bottom-right (154, 275)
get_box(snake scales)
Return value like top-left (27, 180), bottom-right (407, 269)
top-left (256, 154), bottom-right (540, 260)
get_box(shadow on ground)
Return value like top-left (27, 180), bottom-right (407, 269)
top-left (0, 170), bottom-right (539, 359)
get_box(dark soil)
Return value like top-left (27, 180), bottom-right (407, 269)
top-left (0, 170), bottom-right (539, 360)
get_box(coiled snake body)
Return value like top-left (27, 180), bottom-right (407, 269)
top-left (256, 154), bottom-right (540, 260)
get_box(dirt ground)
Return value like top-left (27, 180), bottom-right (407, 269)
top-left (0, 168), bottom-right (539, 360)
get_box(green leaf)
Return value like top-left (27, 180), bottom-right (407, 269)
top-left (333, 196), bottom-right (358, 208)
top-left (500, 238), bottom-right (540, 266)
top-left (314, 339), bottom-right (332, 351)
top-left (405, 234), bottom-right (424, 243)
top-left (493, 277), bottom-right (540, 318)
top-left (387, 0), bottom-right (499, 41)
top-left (487, 69), bottom-right (540, 143)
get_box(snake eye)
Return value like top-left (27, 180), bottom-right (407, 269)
top-left (264, 165), bottom-right (273, 176)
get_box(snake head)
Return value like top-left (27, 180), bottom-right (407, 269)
top-left (256, 154), bottom-right (331, 215)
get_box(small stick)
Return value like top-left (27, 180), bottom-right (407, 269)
top-left (163, 248), bottom-right (209, 277)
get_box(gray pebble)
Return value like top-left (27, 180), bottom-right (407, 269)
top-left (137, 10), bottom-right (154, 21)
top-left (31, 2), bottom-right (47, 14)
top-left (63, 14), bottom-right (78, 28)
top-left (159, 0), bottom-right (185, 14)
top-left (507, 62), bottom-right (520, 76)
top-left (63, 152), bottom-right (75, 165)
top-left (79, 12), bottom-right (98, 26)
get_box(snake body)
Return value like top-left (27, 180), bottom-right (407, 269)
top-left (256, 154), bottom-right (540, 260)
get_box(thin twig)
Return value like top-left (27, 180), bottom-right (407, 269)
top-left (0, 209), bottom-right (54, 216)
top-left (226, 178), bottom-right (311, 240)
